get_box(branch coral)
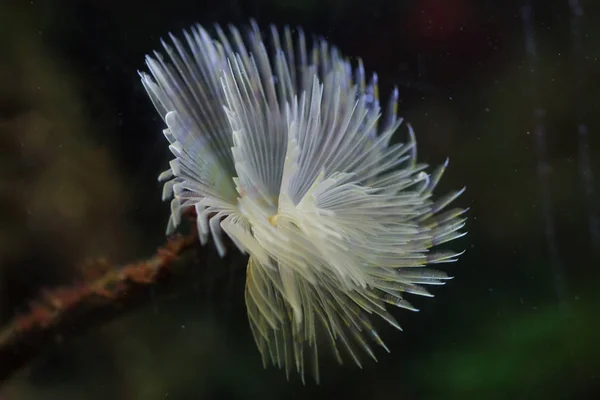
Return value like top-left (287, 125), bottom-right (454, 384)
top-left (0, 226), bottom-right (198, 385)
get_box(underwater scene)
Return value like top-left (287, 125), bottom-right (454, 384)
top-left (0, 0), bottom-right (599, 399)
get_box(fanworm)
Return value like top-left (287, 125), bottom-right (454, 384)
top-left (139, 21), bottom-right (467, 383)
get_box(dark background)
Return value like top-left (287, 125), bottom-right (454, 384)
top-left (1, 0), bottom-right (599, 399)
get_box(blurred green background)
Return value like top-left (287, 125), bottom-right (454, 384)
top-left (1, 0), bottom-right (599, 399)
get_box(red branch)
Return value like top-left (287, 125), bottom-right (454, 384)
top-left (0, 228), bottom-right (199, 384)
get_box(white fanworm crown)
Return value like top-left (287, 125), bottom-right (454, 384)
top-left (140, 21), bottom-right (467, 383)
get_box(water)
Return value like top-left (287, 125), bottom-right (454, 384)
top-left (0, 0), bottom-right (598, 399)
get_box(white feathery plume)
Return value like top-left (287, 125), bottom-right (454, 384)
top-left (139, 21), bottom-right (467, 383)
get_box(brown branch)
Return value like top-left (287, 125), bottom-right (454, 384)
top-left (0, 227), bottom-right (199, 384)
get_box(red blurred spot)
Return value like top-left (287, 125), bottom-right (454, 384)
top-left (399, 0), bottom-right (502, 84)
top-left (412, 0), bottom-right (470, 38)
